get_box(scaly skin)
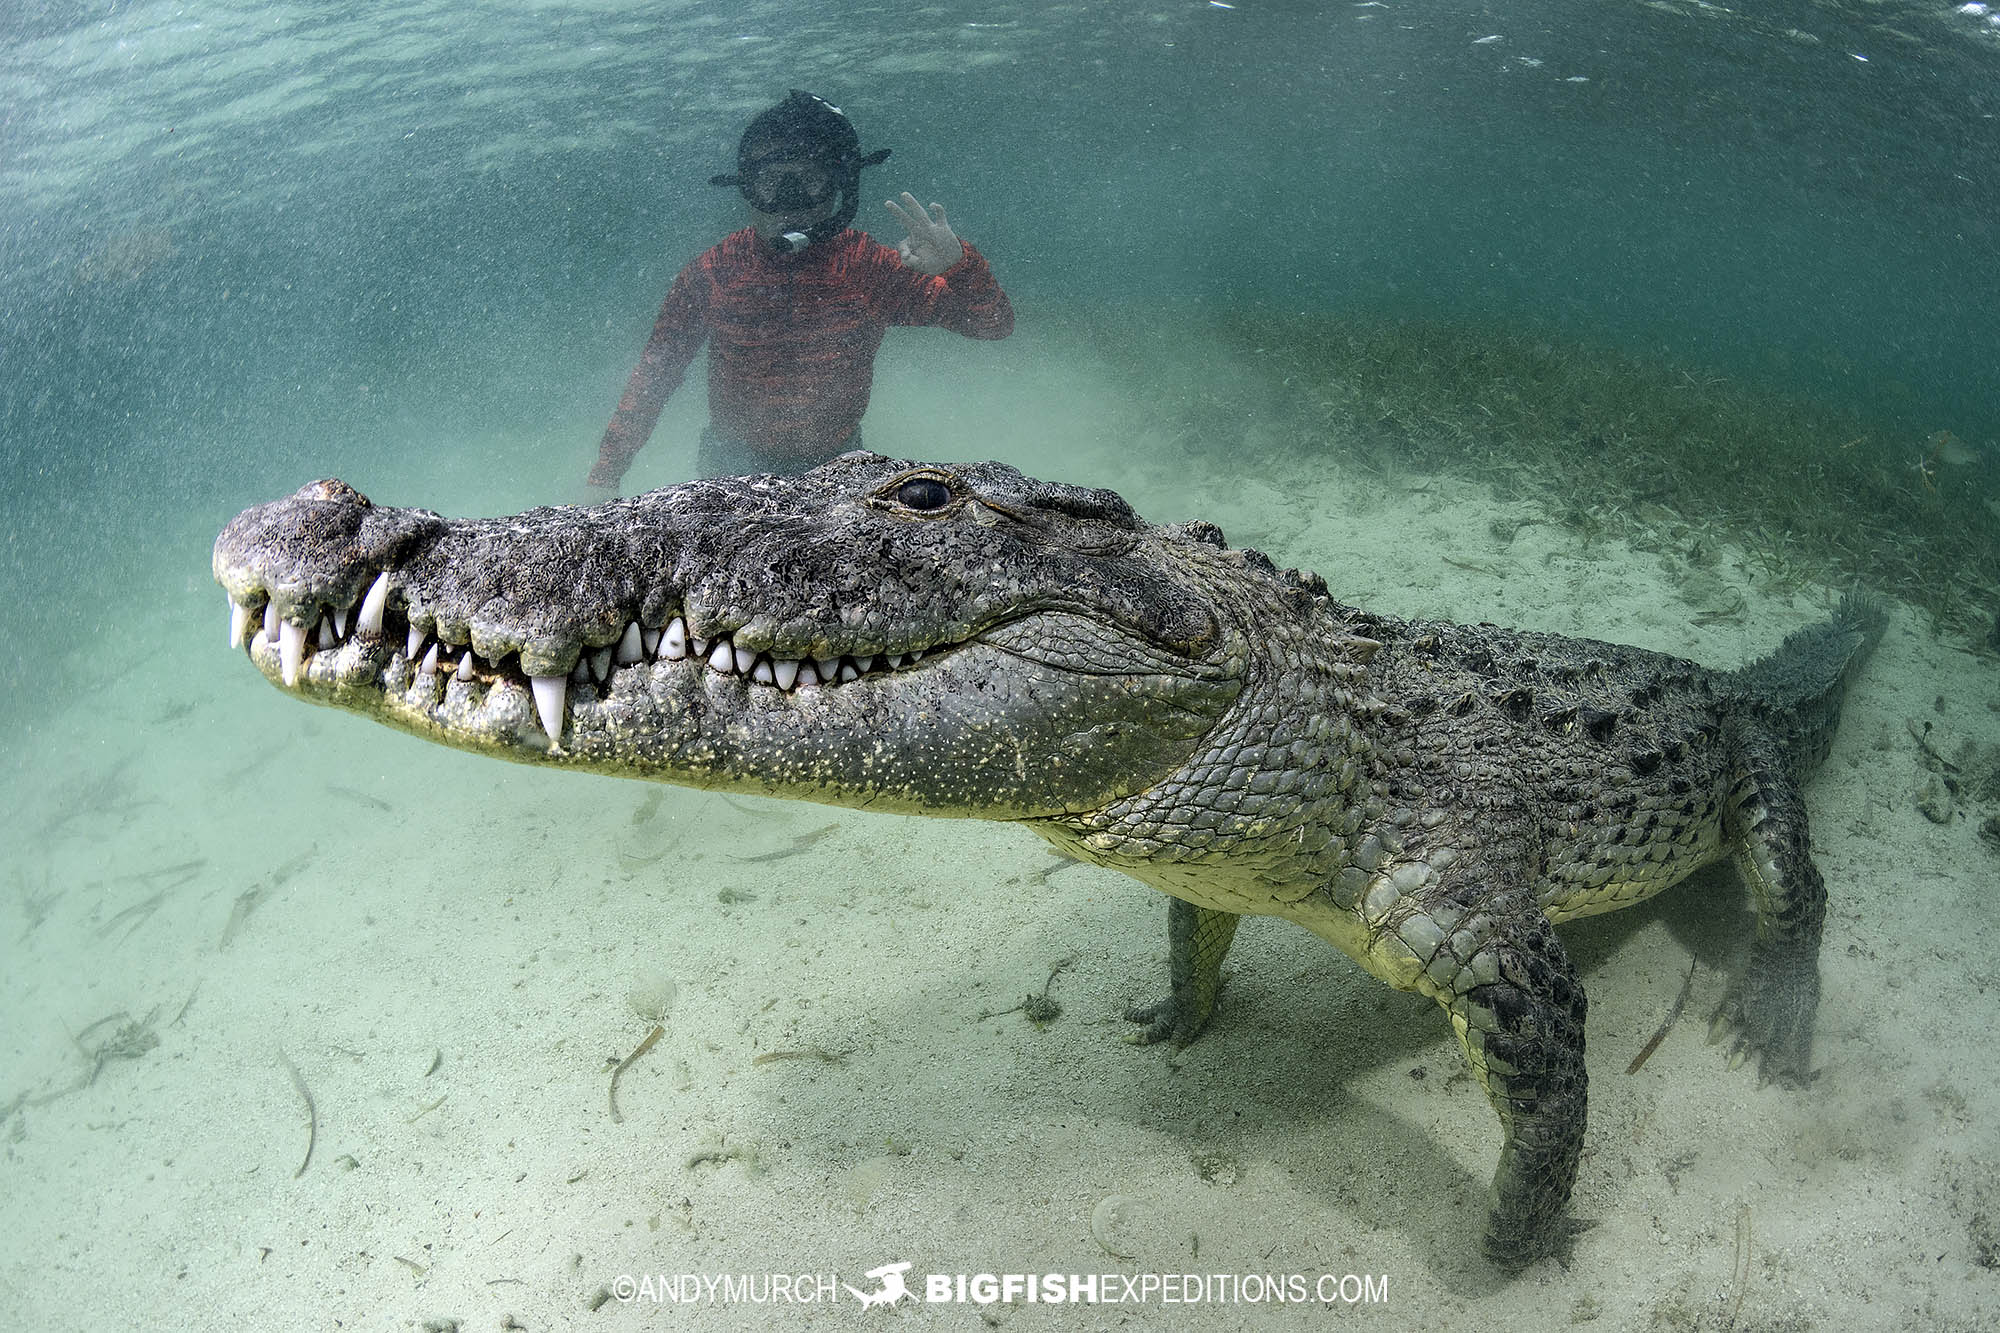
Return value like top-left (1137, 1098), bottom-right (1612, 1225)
top-left (212, 452), bottom-right (1883, 1267)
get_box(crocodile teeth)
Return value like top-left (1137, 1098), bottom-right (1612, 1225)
top-left (222, 572), bottom-right (943, 704)
top-left (358, 571), bottom-right (390, 635)
top-left (279, 619), bottom-right (305, 686)
top-left (530, 674), bottom-right (566, 740)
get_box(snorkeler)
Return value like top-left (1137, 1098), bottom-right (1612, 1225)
top-left (584, 90), bottom-right (1014, 492)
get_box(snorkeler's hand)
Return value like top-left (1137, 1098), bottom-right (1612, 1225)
top-left (885, 192), bottom-right (961, 275)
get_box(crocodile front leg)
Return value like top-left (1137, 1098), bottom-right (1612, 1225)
top-left (1125, 897), bottom-right (1240, 1046)
top-left (1405, 882), bottom-right (1591, 1268)
top-left (1710, 728), bottom-right (1826, 1084)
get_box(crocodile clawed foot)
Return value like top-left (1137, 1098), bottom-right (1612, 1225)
top-left (1707, 969), bottom-right (1818, 1088)
top-left (1122, 995), bottom-right (1210, 1047)
top-left (1484, 1211), bottom-right (1594, 1272)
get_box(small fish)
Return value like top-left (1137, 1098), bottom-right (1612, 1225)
top-left (731, 823), bottom-right (839, 864)
top-left (1928, 430), bottom-right (1979, 468)
top-left (328, 784), bottom-right (393, 812)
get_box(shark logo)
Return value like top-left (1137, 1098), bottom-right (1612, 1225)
top-left (843, 1261), bottom-right (914, 1309)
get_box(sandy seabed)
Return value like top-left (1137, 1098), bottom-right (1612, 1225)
top-left (3, 325), bottom-right (1997, 1331)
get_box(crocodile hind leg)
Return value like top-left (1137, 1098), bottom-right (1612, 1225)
top-left (1428, 896), bottom-right (1591, 1268)
top-left (1710, 731), bottom-right (1826, 1085)
top-left (1125, 897), bottom-right (1240, 1046)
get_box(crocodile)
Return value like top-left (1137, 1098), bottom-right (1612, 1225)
top-left (211, 451), bottom-right (1883, 1267)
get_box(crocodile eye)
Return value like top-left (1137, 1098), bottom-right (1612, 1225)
top-left (895, 476), bottom-right (953, 511)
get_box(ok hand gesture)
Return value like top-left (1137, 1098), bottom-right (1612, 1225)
top-left (885, 192), bottom-right (962, 276)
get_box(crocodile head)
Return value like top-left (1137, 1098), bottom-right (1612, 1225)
top-left (212, 452), bottom-right (1252, 818)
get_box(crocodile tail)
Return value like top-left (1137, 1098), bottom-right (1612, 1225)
top-left (1728, 592), bottom-right (1887, 780)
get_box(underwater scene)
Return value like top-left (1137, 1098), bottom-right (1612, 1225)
top-left (3, 0), bottom-right (1998, 1327)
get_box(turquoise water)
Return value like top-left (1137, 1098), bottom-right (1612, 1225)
top-left (3, 4), bottom-right (1995, 646)
top-left (4, 2), bottom-right (2000, 1326)
top-left (6, 2), bottom-right (1997, 471)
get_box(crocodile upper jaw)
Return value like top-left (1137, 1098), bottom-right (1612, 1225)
top-left (213, 456), bottom-right (1245, 818)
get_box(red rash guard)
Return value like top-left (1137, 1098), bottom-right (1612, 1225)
top-left (588, 227), bottom-right (1014, 487)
